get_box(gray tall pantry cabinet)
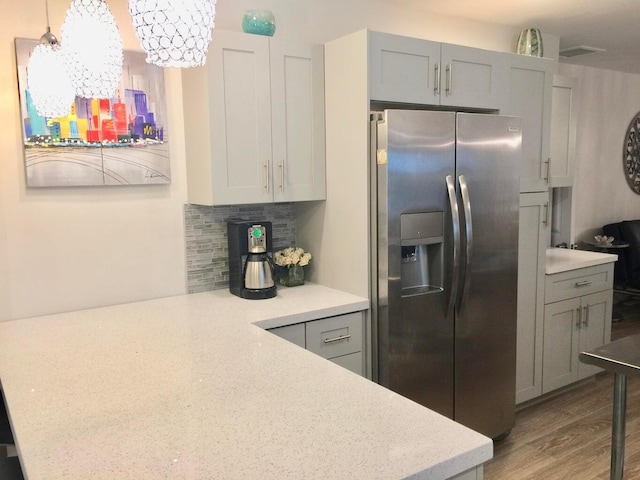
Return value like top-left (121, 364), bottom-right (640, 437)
top-left (507, 55), bottom-right (555, 404)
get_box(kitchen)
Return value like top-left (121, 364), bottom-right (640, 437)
top-left (2, 0), bottom-right (640, 478)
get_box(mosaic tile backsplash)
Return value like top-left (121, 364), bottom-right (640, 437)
top-left (185, 203), bottom-right (296, 293)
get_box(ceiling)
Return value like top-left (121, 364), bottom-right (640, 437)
top-left (386, 0), bottom-right (640, 74)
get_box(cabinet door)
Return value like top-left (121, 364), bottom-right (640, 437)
top-left (439, 43), bottom-right (507, 109)
top-left (550, 75), bottom-right (577, 187)
top-left (208, 31), bottom-right (273, 205)
top-left (270, 41), bottom-right (326, 202)
top-left (543, 297), bottom-right (581, 393)
top-left (505, 54), bottom-right (553, 193)
top-left (516, 192), bottom-right (549, 404)
top-left (368, 31), bottom-right (441, 104)
top-left (578, 290), bottom-right (613, 379)
top-left (329, 352), bottom-right (364, 376)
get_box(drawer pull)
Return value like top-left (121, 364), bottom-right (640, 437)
top-left (324, 334), bottom-right (351, 344)
top-left (575, 280), bottom-right (593, 287)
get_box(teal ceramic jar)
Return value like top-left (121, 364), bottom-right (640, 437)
top-left (242, 10), bottom-right (276, 36)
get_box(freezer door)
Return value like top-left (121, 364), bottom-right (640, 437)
top-left (375, 109), bottom-right (456, 418)
top-left (454, 113), bottom-right (521, 438)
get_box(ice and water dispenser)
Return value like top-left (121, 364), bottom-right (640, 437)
top-left (400, 212), bottom-right (444, 297)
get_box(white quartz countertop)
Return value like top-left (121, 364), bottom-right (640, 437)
top-left (546, 247), bottom-right (618, 274)
top-left (0, 284), bottom-right (491, 480)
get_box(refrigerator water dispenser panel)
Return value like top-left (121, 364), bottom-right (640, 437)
top-left (400, 212), bottom-right (444, 297)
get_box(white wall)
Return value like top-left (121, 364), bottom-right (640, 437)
top-left (558, 63), bottom-right (640, 240)
top-left (0, 0), bottom-right (558, 320)
top-left (0, 0), bottom-right (188, 321)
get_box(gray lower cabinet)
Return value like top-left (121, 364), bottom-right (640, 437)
top-left (268, 311), bottom-right (365, 376)
top-left (515, 192), bottom-right (548, 404)
top-left (268, 322), bottom-right (305, 347)
top-left (449, 466), bottom-right (483, 480)
top-left (542, 264), bottom-right (613, 394)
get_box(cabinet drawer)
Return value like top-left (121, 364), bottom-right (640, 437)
top-left (329, 352), bottom-right (364, 376)
top-left (305, 312), bottom-right (363, 359)
top-left (545, 263), bottom-right (614, 304)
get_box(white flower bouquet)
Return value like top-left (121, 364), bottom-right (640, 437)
top-left (273, 247), bottom-right (312, 267)
top-left (273, 247), bottom-right (311, 287)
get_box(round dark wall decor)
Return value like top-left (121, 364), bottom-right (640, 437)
top-left (624, 111), bottom-right (640, 194)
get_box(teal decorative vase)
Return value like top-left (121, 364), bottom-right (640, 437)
top-left (242, 10), bottom-right (276, 37)
top-left (517, 28), bottom-right (543, 57)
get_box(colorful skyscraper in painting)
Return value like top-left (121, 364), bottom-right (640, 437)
top-left (23, 86), bottom-right (164, 146)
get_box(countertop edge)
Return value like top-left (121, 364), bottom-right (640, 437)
top-left (545, 248), bottom-right (618, 275)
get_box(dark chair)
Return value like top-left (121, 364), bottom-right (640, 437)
top-left (603, 220), bottom-right (640, 290)
top-left (0, 397), bottom-right (13, 446)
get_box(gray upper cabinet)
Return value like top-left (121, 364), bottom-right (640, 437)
top-left (503, 54), bottom-right (554, 193)
top-left (182, 30), bottom-right (326, 206)
top-left (368, 31), bottom-right (507, 110)
top-left (549, 75), bottom-right (577, 187)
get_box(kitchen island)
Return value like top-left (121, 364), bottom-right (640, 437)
top-left (0, 284), bottom-right (491, 479)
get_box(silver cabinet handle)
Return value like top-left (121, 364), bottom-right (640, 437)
top-left (583, 305), bottom-right (589, 327)
top-left (279, 161), bottom-right (284, 192)
top-left (445, 63), bottom-right (452, 96)
top-left (434, 63), bottom-right (440, 95)
top-left (544, 157), bottom-right (551, 183)
top-left (575, 280), bottom-right (593, 287)
top-left (543, 202), bottom-right (549, 227)
top-left (324, 334), bottom-right (351, 344)
top-left (264, 162), bottom-right (270, 193)
top-left (576, 307), bottom-right (582, 329)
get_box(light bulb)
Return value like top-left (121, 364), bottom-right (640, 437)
top-left (27, 31), bottom-right (75, 118)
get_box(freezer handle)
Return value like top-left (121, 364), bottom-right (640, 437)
top-left (446, 175), bottom-right (461, 319)
top-left (458, 175), bottom-right (473, 309)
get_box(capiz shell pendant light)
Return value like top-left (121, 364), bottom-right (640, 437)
top-left (61, 0), bottom-right (123, 98)
top-left (27, 0), bottom-right (75, 119)
top-left (27, 31), bottom-right (76, 118)
top-left (129, 0), bottom-right (217, 68)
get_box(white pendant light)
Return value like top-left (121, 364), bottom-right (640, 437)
top-left (129, 0), bottom-right (217, 68)
top-left (61, 0), bottom-right (123, 98)
top-left (27, 1), bottom-right (75, 119)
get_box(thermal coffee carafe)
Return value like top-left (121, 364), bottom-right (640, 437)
top-left (227, 220), bottom-right (277, 299)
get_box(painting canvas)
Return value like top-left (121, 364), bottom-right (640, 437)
top-left (15, 38), bottom-right (170, 187)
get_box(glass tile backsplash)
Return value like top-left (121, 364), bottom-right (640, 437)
top-left (184, 203), bottom-right (296, 293)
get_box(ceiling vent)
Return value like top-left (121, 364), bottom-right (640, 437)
top-left (560, 45), bottom-right (606, 57)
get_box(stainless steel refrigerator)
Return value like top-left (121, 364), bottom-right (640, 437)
top-left (370, 109), bottom-right (521, 439)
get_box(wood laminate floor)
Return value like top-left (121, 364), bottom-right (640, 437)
top-left (485, 296), bottom-right (640, 480)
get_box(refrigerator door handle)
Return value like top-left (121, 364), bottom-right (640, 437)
top-left (446, 175), bottom-right (461, 319)
top-left (458, 175), bottom-right (473, 309)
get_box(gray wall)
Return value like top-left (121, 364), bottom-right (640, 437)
top-left (185, 203), bottom-right (297, 293)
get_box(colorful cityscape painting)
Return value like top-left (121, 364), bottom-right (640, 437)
top-left (15, 38), bottom-right (170, 187)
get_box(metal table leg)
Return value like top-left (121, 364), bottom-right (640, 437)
top-left (612, 373), bottom-right (628, 480)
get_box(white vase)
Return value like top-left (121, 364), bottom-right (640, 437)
top-left (517, 28), bottom-right (543, 57)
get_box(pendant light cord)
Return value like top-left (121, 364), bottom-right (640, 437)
top-left (41, 0), bottom-right (57, 44)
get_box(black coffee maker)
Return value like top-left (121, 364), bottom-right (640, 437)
top-left (227, 220), bottom-right (277, 300)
